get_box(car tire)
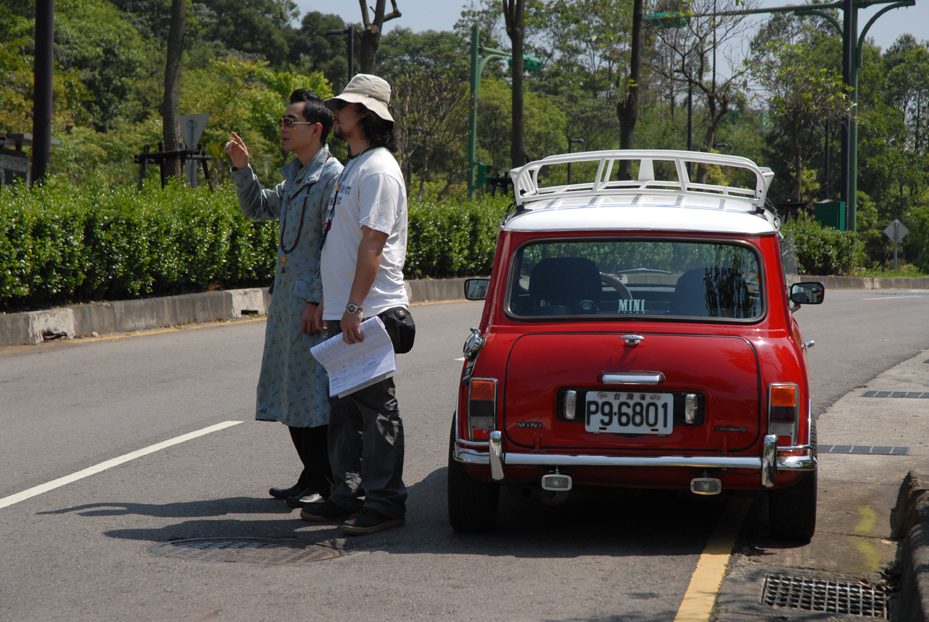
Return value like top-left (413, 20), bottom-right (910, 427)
top-left (768, 421), bottom-right (817, 542)
top-left (447, 421), bottom-right (499, 533)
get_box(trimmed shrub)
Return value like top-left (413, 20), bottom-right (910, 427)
top-left (0, 180), bottom-right (510, 312)
top-left (781, 217), bottom-right (864, 275)
top-left (406, 196), bottom-right (509, 279)
top-left (0, 179), bottom-right (277, 312)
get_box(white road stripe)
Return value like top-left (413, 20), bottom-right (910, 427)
top-left (0, 420), bottom-right (243, 510)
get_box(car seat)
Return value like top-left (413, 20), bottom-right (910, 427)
top-left (672, 267), bottom-right (756, 318)
top-left (528, 257), bottom-right (602, 314)
top-left (671, 268), bottom-right (711, 317)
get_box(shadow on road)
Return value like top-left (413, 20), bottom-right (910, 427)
top-left (38, 468), bottom-right (755, 561)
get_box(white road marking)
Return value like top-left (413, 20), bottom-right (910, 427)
top-left (0, 420), bottom-right (243, 510)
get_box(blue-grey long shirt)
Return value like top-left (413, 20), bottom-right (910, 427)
top-left (231, 147), bottom-right (343, 428)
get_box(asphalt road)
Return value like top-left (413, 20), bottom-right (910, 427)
top-left (2, 290), bottom-right (928, 621)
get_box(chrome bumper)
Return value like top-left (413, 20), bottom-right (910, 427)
top-left (455, 431), bottom-right (816, 488)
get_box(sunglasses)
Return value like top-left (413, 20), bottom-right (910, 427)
top-left (278, 117), bottom-right (315, 129)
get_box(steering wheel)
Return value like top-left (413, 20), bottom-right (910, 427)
top-left (599, 273), bottom-right (633, 300)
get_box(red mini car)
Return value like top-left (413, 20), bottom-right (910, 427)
top-left (449, 150), bottom-right (824, 541)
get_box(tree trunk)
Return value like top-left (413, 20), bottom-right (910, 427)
top-left (694, 94), bottom-right (728, 184)
top-left (162, 0), bottom-right (185, 181)
top-left (792, 120), bottom-right (803, 203)
top-left (357, 0), bottom-right (401, 75)
top-left (502, 0), bottom-right (528, 169)
top-left (615, 0), bottom-right (643, 180)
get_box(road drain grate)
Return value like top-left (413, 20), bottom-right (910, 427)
top-left (151, 538), bottom-right (343, 565)
top-left (819, 445), bottom-right (909, 455)
top-left (762, 574), bottom-right (890, 618)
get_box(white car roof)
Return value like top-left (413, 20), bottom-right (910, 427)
top-left (504, 193), bottom-right (779, 234)
top-left (503, 149), bottom-right (779, 235)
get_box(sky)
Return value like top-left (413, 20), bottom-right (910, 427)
top-left (295, 0), bottom-right (928, 51)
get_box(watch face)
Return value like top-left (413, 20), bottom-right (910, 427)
top-left (346, 303), bottom-right (361, 315)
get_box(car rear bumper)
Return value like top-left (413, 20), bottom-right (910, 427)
top-left (454, 431), bottom-right (815, 488)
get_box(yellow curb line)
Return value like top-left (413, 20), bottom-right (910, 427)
top-left (674, 495), bottom-right (752, 622)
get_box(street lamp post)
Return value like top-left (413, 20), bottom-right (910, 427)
top-left (567, 137), bottom-right (585, 186)
top-left (326, 28), bottom-right (355, 85)
top-left (32, 0), bottom-right (54, 186)
top-left (467, 25), bottom-right (543, 200)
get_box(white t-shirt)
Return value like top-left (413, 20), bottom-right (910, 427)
top-left (320, 147), bottom-right (409, 320)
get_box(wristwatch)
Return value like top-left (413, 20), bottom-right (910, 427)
top-left (345, 303), bottom-right (363, 316)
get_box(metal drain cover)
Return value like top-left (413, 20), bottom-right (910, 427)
top-left (151, 538), bottom-right (343, 565)
top-left (762, 574), bottom-right (890, 618)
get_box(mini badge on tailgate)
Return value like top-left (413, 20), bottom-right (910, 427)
top-left (516, 421), bottom-right (542, 428)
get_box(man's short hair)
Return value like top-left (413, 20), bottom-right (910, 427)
top-left (290, 89), bottom-right (333, 141)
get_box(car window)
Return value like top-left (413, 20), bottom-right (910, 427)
top-left (508, 239), bottom-right (762, 320)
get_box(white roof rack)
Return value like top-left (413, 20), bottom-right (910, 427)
top-left (509, 149), bottom-right (774, 213)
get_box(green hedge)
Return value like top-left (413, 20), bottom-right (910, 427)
top-left (3, 177), bottom-right (878, 313)
top-left (780, 217), bottom-right (864, 275)
top-left (0, 179), bottom-right (510, 312)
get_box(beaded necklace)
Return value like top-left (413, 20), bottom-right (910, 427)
top-left (278, 187), bottom-right (311, 274)
top-left (279, 154), bottom-right (331, 273)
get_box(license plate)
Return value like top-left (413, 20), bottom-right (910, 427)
top-left (585, 391), bottom-right (674, 434)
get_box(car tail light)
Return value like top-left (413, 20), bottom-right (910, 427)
top-left (468, 378), bottom-right (497, 440)
top-left (767, 383), bottom-right (799, 442)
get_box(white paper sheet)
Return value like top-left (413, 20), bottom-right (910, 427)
top-left (310, 316), bottom-right (398, 397)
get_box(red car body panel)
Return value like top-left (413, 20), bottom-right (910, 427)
top-left (456, 230), bottom-right (812, 489)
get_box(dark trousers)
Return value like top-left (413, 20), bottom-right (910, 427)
top-left (326, 322), bottom-right (407, 518)
top-left (289, 425), bottom-right (333, 497)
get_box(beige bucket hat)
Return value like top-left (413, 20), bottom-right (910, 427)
top-left (325, 74), bottom-right (394, 124)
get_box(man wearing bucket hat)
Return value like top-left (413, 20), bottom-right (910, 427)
top-left (300, 74), bottom-right (411, 535)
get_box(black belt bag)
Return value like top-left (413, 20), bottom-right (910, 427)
top-left (378, 307), bottom-right (415, 354)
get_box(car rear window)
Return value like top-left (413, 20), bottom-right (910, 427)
top-left (508, 239), bottom-right (762, 320)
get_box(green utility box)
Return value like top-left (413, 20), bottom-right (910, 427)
top-left (476, 162), bottom-right (491, 188)
top-left (814, 201), bottom-right (846, 231)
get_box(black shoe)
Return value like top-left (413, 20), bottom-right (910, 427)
top-left (269, 484), bottom-right (307, 499)
top-left (341, 508), bottom-right (404, 535)
top-left (300, 500), bottom-right (355, 522)
top-left (286, 491), bottom-right (324, 508)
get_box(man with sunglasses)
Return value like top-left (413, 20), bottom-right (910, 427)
top-left (224, 89), bottom-right (343, 510)
top-left (300, 74), bottom-right (410, 535)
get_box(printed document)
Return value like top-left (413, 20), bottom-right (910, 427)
top-left (311, 317), bottom-right (397, 397)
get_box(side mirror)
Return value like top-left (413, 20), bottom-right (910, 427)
top-left (790, 282), bottom-right (825, 305)
top-left (464, 278), bottom-right (490, 301)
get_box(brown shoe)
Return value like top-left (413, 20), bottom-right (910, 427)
top-left (300, 500), bottom-right (355, 522)
top-left (341, 508), bottom-right (404, 535)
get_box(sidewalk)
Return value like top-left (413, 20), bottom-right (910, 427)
top-left (716, 349), bottom-right (929, 621)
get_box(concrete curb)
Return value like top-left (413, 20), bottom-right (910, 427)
top-left (813, 275), bottom-right (929, 290)
top-left (895, 470), bottom-right (929, 622)
top-left (0, 278), bottom-right (471, 348)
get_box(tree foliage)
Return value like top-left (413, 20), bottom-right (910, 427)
top-left (1, 0), bottom-right (928, 273)
top-left (750, 20), bottom-right (850, 202)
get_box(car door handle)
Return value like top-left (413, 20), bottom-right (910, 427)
top-left (600, 371), bottom-right (665, 385)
